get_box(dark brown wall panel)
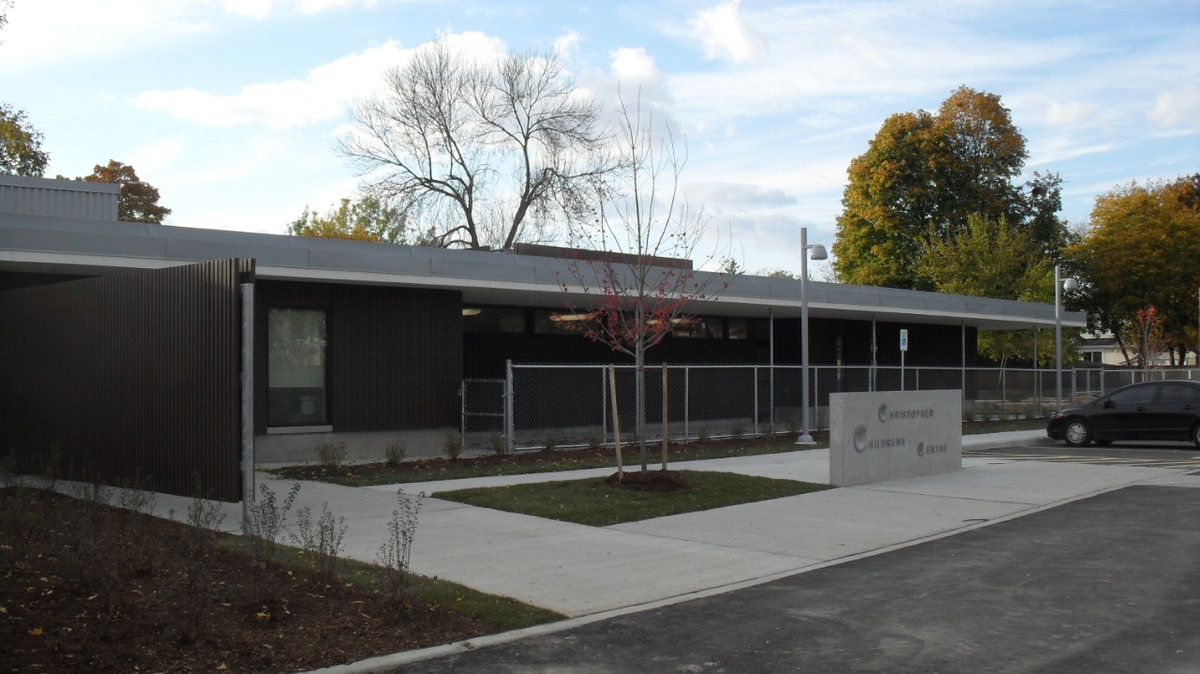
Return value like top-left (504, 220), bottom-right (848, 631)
top-left (331, 285), bottom-right (462, 431)
top-left (0, 259), bottom-right (253, 501)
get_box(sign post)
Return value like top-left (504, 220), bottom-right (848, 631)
top-left (899, 328), bottom-right (908, 391)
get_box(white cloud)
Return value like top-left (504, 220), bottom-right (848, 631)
top-left (1045, 101), bottom-right (1099, 126)
top-left (664, 2), bottom-right (1090, 129)
top-left (222, 0), bottom-right (379, 19)
top-left (1148, 84), bottom-right (1200, 129)
top-left (0, 0), bottom-right (390, 72)
top-left (1027, 137), bottom-right (1116, 168)
top-left (0, 0), bottom-right (212, 72)
top-left (687, 182), bottom-right (797, 210)
top-left (126, 138), bottom-right (191, 173)
top-left (689, 0), bottom-right (767, 64)
top-left (554, 30), bottom-right (582, 60)
top-left (133, 35), bottom-right (506, 130)
top-left (222, 0), bottom-right (273, 19)
top-left (610, 47), bottom-right (661, 84)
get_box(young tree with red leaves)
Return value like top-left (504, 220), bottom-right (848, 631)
top-left (556, 91), bottom-right (728, 473)
top-left (1134, 306), bottom-right (1170, 369)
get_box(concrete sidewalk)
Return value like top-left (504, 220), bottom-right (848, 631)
top-left (138, 430), bottom-right (1188, 619)
top-left (242, 430), bottom-right (1187, 621)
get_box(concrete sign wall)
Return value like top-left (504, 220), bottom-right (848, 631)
top-left (829, 390), bottom-right (962, 486)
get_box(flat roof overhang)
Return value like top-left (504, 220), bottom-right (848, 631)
top-left (0, 214), bottom-right (1087, 332)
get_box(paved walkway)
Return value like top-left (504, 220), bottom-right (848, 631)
top-left (127, 431), bottom-right (1200, 672)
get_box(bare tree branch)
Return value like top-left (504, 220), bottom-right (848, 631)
top-left (337, 39), bottom-right (608, 249)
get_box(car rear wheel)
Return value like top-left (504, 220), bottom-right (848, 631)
top-left (1192, 423), bottom-right (1200, 448)
top-left (1063, 418), bottom-right (1092, 447)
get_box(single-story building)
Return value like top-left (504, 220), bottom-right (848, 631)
top-left (0, 175), bottom-right (1085, 500)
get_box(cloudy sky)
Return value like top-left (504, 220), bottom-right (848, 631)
top-left (2, 0), bottom-right (1197, 275)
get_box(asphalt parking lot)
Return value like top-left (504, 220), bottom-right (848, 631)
top-left (390, 484), bottom-right (1200, 673)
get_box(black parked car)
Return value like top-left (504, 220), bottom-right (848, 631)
top-left (1047, 380), bottom-right (1200, 447)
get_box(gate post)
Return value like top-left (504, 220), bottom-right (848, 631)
top-left (240, 282), bottom-right (255, 534)
top-left (684, 366), bottom-right (691, 440)
top-left (505, 359), bottom-right (515, 454)
top-left (752, 365), bottom-right (759, 436)
top-left (601, 365), bottom-right (609, 445)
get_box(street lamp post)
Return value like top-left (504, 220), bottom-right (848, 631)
top-left (1054, 264), bottom-right (1079, 413)
top-left (797, 227), bottom-right (828, 445)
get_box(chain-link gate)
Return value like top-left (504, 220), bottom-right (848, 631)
top-left (460, 378), bottom-right (507, 453)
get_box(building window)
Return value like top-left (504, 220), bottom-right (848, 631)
top-left (463, 307), bottom-right (526, 333)
top-left (671, 316), bottom-right (721, 339)
top-left (534, 309), bottom-right (585, 335)
top-left (268, 308), bottom-right (327, 426)
top-left (728, 318), bottom-right (748, 340)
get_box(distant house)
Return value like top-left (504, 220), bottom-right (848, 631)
top-left (1078, 333), bottom-right (1186, 368)
top-left (0, 174), bottom-right (1086, 499)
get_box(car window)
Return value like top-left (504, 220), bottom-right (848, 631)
top-left (1159, 383), bottom-right (1200, 404)
top-left (1106, 384), bottom-right (1158, 406)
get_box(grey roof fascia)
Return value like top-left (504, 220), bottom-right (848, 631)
top-left (0, 212), bottom-right (1086, 330)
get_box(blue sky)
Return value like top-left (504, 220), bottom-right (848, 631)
top-left (2, 0), bottom-right (1197, 275)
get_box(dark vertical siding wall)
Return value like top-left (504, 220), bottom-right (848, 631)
top-left (0, 259), bottom-right (253, 501)
top-left (254, 281), bottom-right (462, 434)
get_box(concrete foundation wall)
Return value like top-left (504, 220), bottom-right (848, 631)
top-left (255, 427), bottom-right (458, 465)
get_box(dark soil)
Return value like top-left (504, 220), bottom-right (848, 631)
top-left (605, 469), bottom-right (694, 492)
top-left (272, 433), bottom-right (809, 484)
top-left (0, 486), bottom-right (492, 673)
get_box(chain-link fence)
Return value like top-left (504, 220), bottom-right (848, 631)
top-left (459, 362), bottom-right (1200, 452)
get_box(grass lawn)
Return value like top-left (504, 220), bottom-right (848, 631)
top-left (434, 470), bottom-right (833, 527)
top-left (218, 535), bottom-right (565, 630)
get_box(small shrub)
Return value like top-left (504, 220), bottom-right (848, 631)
top-left (315, 440), bottom-right (348, 468)
top-left (186, 492), bottom-right (228, 533)
top-left (246, 482), bottom-right (301, 565)
top-left (179, 481), bottom-right (227, 644)
top-left (730, 421), bottom-right (746, 439)
top-left (35, 442), bottom-right (63, 492)
top-left (115, 470), bottom-right (157, 514)
top-left (292, 502), bottom-right (348, 577)
top-left (542, 436), bottom-right (560, 452)
top-left (70, 474), bottom-right (112, 509)
top-left (384, 442), bottom-right (407, 468)
top-left (377, 490), bottom-right (423, 606)
top-left (490, 432), bottom-right (506, 456)
top-left (0, 449), bottom-right (18, 489)
top-left (697, 425), bottom-right (710, 443)
top-left (584, 429), bottom-right (605, 449)
top-left (785, 417), bottom-right (800, 435)
top-left (443, 431), bottom-right (463, 461)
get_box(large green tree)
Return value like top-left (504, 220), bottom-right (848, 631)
top-left (1067, 174), bottom-right (1200, 365)
top-left (288, 196), bottom-right (414, 244)
top-left (80, 160), bottom-right (171, 223)
top-left (917, 213), bottom-right (1066, 365)
top-left (0, 103), bottom-right (49, 177)
top-left (832, 86), bottom-right (1066, 289)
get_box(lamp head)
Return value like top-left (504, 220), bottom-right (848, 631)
top-left (1063, 277), bottom-right (1079, 292)
top-left (808, 243), bottom-right (828, 261)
